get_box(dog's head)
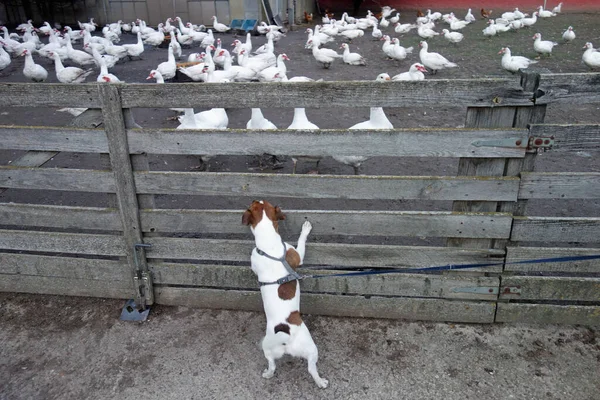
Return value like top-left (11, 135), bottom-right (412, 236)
top-left (242, 200), bottom-right (286, 232)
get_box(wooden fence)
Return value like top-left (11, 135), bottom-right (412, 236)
top-left (0, 73), bottom-right (599, 326)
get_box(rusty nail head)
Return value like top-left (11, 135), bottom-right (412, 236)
top-left (534, 138), bottom-right (543, 145)
top-left (516, 140), bottom-right (522, 146)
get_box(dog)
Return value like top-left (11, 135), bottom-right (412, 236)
top-left (242, 200), bottom-right (328, 388)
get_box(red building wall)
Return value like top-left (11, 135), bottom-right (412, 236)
top-left (318, 0), bottom-right (600, 14)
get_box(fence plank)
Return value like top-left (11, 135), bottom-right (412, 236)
top-left (0, 275), bottom-right (132, 299)
top-left (518, 172), bottom-right (600, 199)
top-left (119, 79), bottom-right (533, 108)
top-left (529, 124), bottom-right (600, 153)
top-left (511, 217), bottom-right (600, 243)
top-left (0, 229), bottom-right (125, 256)
top-left (536, 73), bottom-right (600, 105)
top-left (150, 262), bottom-right (499, 300)
top-left (0, 167), bottom-right (115, 192)
top-left (0, 83), bottom-right (102, 107)
top-left (0, 253), bottom-right (129, 281)
top-left (144, 237), bottom-right (504, 268)
top-left (0, 203), bottom-right (121, 231)
top-left (154, 287), bottom-right (497, 323)
top-left (495, 303), bottom-right (600, 326)
top-left (141, 209), bottom-right (512, 238)
top-left (500, 276), bottom-right (600, 302)
top-left (506, 247), bottom-right (600, 273)
top-left (134, 172), bottom-right (520, 201)
top-left (127, 128), bottom-right (528, 158)
top-left (0, 126), bottom-right (108, 152)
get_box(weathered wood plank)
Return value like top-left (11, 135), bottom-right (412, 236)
top-left (134, 172), bottom-right (520, 201)
top-left (511, 217), bottom-right (600, 243)
top-left (0, 167), bottom-right (115, 192)
top-left (144, 237), bottom-right (504, 268)
top-left (529, 124), bottom-right (600, 153)
top-left (0, 274), bottom-right (132, 299)
top-left (154, 287), bottom-right (497, 323)
top-left (127, 128), bottom-right (528, 158)
top-left (518, 172), bottom-right (600, 199)
top-left (0, 203), bottom-right (121, 231)
top-left (500, 276), bottom-right (600, 302)
top-left (535, 73), bottom-right (600, 105)
top-left (119, 79), bottom-right (533, 108)
top-left (0, 229), bottom-right (125, 256)
top-left (495, 303), bottom-right (600, 326)
top-left (141, 209), bottom-right (512, 238)
top-left (506, 247), bottom-right (600, 273)
top-left (0, 150), bottom-right (59, 195)
top-left (0, 83), bottom-right (102, 107)
top-left (0, 126), bottom-right (108, 152)
top-left (150, 262), bottom-right (499, 300)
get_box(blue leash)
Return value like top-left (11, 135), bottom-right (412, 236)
top-left (302, 254), bottom-right (600, 280)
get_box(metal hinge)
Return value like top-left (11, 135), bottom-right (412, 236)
top-left (451, 286), bottom-right (499, 295)
top-left (471, 138), bottom-right (526, 149)
top-left (527, 136), bottom-right (554, 153)
top-left (501, 286), bottom-right (522, 295)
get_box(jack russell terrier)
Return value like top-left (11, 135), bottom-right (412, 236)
top-left (242, 200), bottom-right (328, 388)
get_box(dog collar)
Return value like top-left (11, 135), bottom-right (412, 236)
top-left (256, 238), bottom-right (304, 286)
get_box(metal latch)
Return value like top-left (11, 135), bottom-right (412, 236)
top-left (121, 243), bottom-right (153, 321)
top-left (527, 136), bottom-right (554, 153)
top-left (471, 138), bottom-right (526, 148)
top-left (451, 286), bottom-right (499, 295)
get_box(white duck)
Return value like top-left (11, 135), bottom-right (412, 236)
top-left (388, 38), bottom-right (413, 61)
top-left (103, 39), bottom-right (128, 59)
top-left (419, 41), bottom-right (457, 73)
top-left (211, 16), bottom-right (230, 33)
top-left (499, 47), bottom-right (538, 73)
top-left (372, 22), bottom-right (383, 40)
top-left (442, 29), bottom-right (464, 44)
top-left (123, 32), bottom-right (144, 58)
top-left (339, 29), bottom-right (365, 41)
top-left (417, 23), bottom-right (439, 39)
top-left (64, 34), bottom-right (96, 66)
top-left (394, 22), bottom-right (417, 34)
top-left (178, 60), bottom-right (206, 81)
top-left (143, 28), bottom-right (165, 47)
top-left (482, 20), bottom-right (498, 38)
top-left (533, 33), bottom-right (558, 57)
top-left (90, 46), bottom-right (118, 68)
top-left (340, 43), bottom-right (366, 65)
top-left (521, 12), bottom-right (538, 27)
top-left (178, 108), bottom-right (228, 130)
top-left (156, 44), bottom-right (177, 80)
top-left (334, 106), bottom-right (393, 175)
top-left (78, 18), bottom-right (97, 32)
top-left (378, 17), bottom-right (389, 29)
top-left (200, 29), bottom-right (215, 48)
top-left (170, 33), bottom-right (182, 59)
top-left (392, 63), bottom-right (427, 81)
top-left (176, 29), bottom-right (194, 46)
top-left (307, 39), bottom-right (342, 69)
top-left (258, 53), bottom-right (290, 81)
top-left (21, 49), bottom-right (48, 82)
top-left (49, 51), bottom-right (93, 83)
top-left (465, 9), bottom-right (476, 23)
top-left (538, 6), bottom-right (556, 18)
top-left (0, 44), bottom-right (10, 70)
top-left (582, 42), bottom-right (600, 69)
top-left (246, 108), bottom-right (277, 129)
top-left (237, 49), bottom-right (275, 74)
top-left (38, 21), bottom-right (53, 35)
top-left (562, 26), bottom-right (576, 42)
top-left (220, 51), bottom-right (256, 81)
top-left (381, 35), bottom-right (393, 57)
top-left (146, 69), bottom-right (165, 83)
top-left (449, 16), bottom-right (470, 30)
top-left (553, 2), bottom-right (564, 13)
top-left (97, 56), bottom-right (120, 82)
top-left (287, 107), bottom-right (321, 174)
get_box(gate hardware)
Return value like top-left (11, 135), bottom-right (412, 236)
top-left (527, 136), bottom-right (554, 153)
top-left (451, 286), bottom-right (499, 295)
top-left (121, 243), bottom-right (153, 322)
top-left (471, 138), bottom-right (527, 148)
top-left (501, 286), bottom-right (522, 295)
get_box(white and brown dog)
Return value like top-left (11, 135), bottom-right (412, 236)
top-left (242, 200), bottom-right (328, 389)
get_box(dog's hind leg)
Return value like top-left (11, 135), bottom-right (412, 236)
top-left (261, 333), bottom-right (287, 379)
top-left (307, 347), bottom-right (328, 389)
top-left (295, 221), bottom-right (312, 264)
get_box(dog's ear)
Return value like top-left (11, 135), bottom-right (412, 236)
top-left (274, 206), bottom-right (286, 221)
top-left (242, 209), bottom-right (253, 226)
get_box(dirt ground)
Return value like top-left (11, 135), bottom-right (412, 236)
top-left (0, 292), bottom-right (599, 400)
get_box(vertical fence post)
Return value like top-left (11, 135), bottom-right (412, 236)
top-left (98, 84), bottom-right (153, 308)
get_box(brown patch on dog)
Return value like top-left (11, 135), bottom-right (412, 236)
top-left (285, 248), bottom-right (301, 270)
top-left (278, 280), bottom-right (297, 300)
top-left (274, 323), bottom-right (290, 335)
top-left (242, 200), bottom-right (286, 230)
top-left (287, 311), bottom-right (303, 326)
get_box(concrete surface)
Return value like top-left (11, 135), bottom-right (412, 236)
top-left (0, 293), bottom-right (599, 400)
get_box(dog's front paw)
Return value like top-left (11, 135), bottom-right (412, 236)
top-left (301, 220), bottom-right (312, 234)
top-left (316, 378), bottom-right (329, 389)
top-left (262, 369), bottom-right (275, 379)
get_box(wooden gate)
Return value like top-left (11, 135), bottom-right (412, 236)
top-left (0, 73), bottom-right (599, 325)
